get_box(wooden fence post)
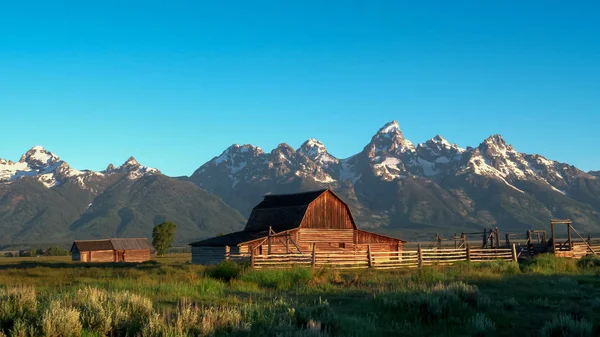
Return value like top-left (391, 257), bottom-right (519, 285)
top-left (225, 246), bottom-right (230, 261)
top-left (250, 247), bottom-right (255, 269)
top-left (311, 244), bottom-right (316, 269)
top-left (511, 243), bottom-right (518, 262)
top-left (367, 245), bottom-right (372, 268)
top-left (466, 243), bottom-right (471, 262)
top-left (417, 243), bottom-right (423, 268)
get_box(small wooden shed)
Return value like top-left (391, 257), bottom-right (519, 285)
top-left (70, 238), bottom-right (152, 263)
top-left (190, 188), bottom-right (405, 265)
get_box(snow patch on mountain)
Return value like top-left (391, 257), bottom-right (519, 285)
top-left (373, 157), bottom-right (403, 181)
top-left (105, 157), bottom-right (160, 180)
top-left (298, 139), bottom-right (338, 166)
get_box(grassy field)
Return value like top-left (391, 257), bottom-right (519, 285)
top-left (1, 254), bottom-right (600, 336)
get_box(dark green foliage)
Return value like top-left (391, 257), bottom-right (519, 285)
top-left (152, 222), bottom-right (176, 256)
top-left (576, 255), bottom-right (600, 270)
top-left (46, 246), bottom-right (68, 256)
top-left (520, 253), bottom-right (579, 274)
top-left (0, 174), bottom-right (246, 246)
top-left (239, 268), bottom-right (313, 290)
top-left (205, 260), bottom-right (246, 281)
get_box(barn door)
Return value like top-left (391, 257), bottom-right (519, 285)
top-left (118, 251), bottom-right (125, 262)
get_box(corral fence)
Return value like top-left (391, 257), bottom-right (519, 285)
top-left (225, 243), bottom-right (518, 270)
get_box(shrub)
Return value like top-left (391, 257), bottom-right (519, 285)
top-left (469, 313), bottom-right (495, 336)
top-left (377, 281), bottom-right (479, 325)
top-left (197, 278), bottom-right (226, 296)
top-left (205, 260), bottom-right (246, 281)
top-left (199, 306), bottom-right (243, 335)
top-left (110, 290), bottom-right (153, 334)
top-left (539, 314), bottom-right (593, 337)
top-left (0, 286), bottom-right (37, 333)
top-left (521, 254), bottom-right (578, 275)
top-left (41, 300), bottom-right (82, 337)
top-left (74, 287), bottom-right (113, 335)
top-left (47, 246), bottom-right (69, 256)
top-left (9, 319), bottom-right (36, 337)
top-left (240, 268), bottom-right (313, 290)
top-left (576, 255), bottom-right (600, 270)
top-left (503, 297), bottom-right (518, 310)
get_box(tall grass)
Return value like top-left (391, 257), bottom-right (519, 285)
top-left (1, 255), bottom-right (599, 336)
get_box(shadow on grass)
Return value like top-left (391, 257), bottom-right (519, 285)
top-left (0, 260), bottom-right (162, 271)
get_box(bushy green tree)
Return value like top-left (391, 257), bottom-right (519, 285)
top-left (47, 246), bottom-right (68, 256)
top-left (152, 221), bottom-right (177, 256)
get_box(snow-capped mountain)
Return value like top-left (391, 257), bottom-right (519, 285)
top-left (191, 120), bottom-right (600, 237)
top-left (2, 121), bottom-right (599, 245)
top-left (0, 147), bottom-right (244, 245)
top-left (0, 146), bottom-right (160, 189)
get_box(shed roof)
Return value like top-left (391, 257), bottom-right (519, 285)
top-left (71, 238), bottom-right (152, 252)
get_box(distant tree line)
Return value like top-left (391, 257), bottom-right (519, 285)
top-left (3, 245), bottom-right (69, 258)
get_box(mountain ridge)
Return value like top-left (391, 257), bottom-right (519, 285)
top-left (2, 121), bottom-right (599, 244)
top-left (190, 121), bottom-right (600, 240)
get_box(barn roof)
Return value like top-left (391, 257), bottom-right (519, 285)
top-left (71, 238), bottom-right (152, 252)
top-left (255, 189), bottom-right (329, 209)
top-left (189, 188), bottom-right (363, 247)
top-left (244, 188), bottom-right (336, 232)
top-left (110, 238), bottom-right (153, 250)
top-left (71, 239), bottom-right (113, 252)
top-left (189, 230), bottom-right (269, 247)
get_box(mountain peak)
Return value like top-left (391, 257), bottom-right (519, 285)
top-left (484, 134), bottom-right (507, 146)
top-left (299, 138), bottom-right (327, 154)
top-left (19, 146), bottom-right (61, 168)
top-left (124, 156), bottom-right (139, 166)
top-left (366, 120), bottom-right (414, 156)
top-left (377, 120), bottom-right (401, 135)
top-left (298, 138), bottom-right (338, 166)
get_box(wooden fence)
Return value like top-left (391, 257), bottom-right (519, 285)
top-left (226, 244), bottom-right (518, 270)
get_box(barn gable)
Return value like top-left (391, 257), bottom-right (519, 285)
top-left (298, 189), bottom-right (357, 230)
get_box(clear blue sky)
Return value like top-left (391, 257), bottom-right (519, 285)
top-left (1, 1), bottom-right (598, 176)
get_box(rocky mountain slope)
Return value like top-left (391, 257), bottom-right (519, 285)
top-left (3, 121), bottom-right (598, 245)
top-left (191, 121), bottom-right (600, 240)
top-left (0, 147), bottom-right (245, 246)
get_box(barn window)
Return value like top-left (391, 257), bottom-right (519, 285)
top-left (338, 243), bottom-right (345, 248)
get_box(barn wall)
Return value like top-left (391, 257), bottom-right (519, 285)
top-left (90, 250), bottom-right (115, 262)
top-left (123, 250), bottom-right (151, 262)
top-left (301, 191), bottom-right (354, 229)
top-left (191, 246), bottom-right (226, 265)
top-left (71, 247), bottom-right (81, 261)
top-left (355, 230), bottom-right (403, 251)
top-left (72, 252), bottom-right (81, 261)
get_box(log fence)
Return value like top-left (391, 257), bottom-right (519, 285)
top-left (225, 244), bottom-right (519, 270)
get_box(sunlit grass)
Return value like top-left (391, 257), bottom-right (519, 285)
top-left (1, 254), bottom-right (599, 336)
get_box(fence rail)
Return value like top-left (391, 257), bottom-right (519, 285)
top-left (228, 244), bottom-right (518, 270)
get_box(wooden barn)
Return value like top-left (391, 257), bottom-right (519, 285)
top-left (70, 238), bottom-right (152, 263)
top-left (190, 188), bottom-right (405, 265)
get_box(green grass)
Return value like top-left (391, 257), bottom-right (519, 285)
top-left (0, 253), bottom-right (599, 336)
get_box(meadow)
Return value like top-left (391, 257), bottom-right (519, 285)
top-left (1, 253), bottom-right (600, 336)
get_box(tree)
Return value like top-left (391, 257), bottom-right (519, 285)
top-left (29, 247), bottom-right (37, 257)
top-left (47, 246), bottom-right (68, 256)
top-left (152, 221), bottom-right (177, 256)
